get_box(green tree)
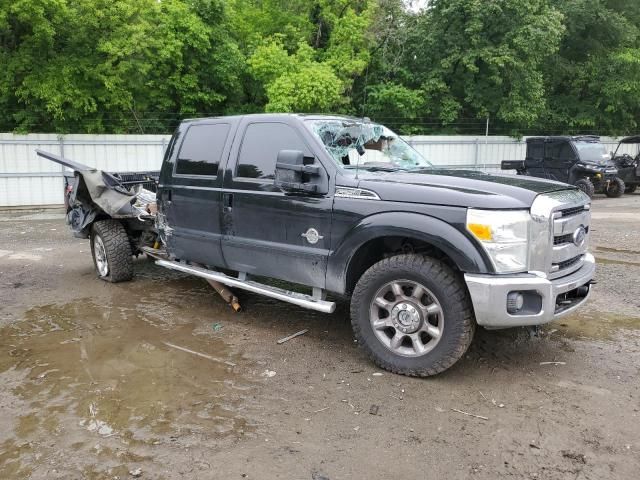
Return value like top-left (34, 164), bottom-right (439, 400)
top-left (403, 0), bottom-right (564, 132)
top-left (0, 0), bottom-right (243, 133)
top-left (543, 0), bottom-right (640, 134)
top-left (245, 1), bottom-right (375, 113)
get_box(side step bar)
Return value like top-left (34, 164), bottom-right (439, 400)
top-left (147, 252), bottom-right (336, 314)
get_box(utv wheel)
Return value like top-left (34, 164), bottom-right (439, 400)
top-left (574, 178), bottom-right (595, 198)
top-left (350, 254), bottom-right (475, 377)
top-left (90, 220), bottom-right (133, 283)
top-left (605, 177), bottom-right (625, 198)
top-left (625, 184), bottom-right (637, 194)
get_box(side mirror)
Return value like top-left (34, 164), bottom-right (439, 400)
top-left (275, 150), bottom-right (327, 195)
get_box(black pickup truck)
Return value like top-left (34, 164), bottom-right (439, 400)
top-left (38, 114), bottom-right (595, 376)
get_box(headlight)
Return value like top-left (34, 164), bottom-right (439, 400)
top-left (578, 163), bottom-right (599, 171)
top-left (466, 209), bottom-right (530, 273)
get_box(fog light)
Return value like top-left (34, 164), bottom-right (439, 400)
top-left (507, 292), bottom-right (525, 314)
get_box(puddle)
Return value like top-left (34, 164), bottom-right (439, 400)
top-left (0, 298), bottom-right (255, 477)
top-left (553, 310), bottom-right (640, 341)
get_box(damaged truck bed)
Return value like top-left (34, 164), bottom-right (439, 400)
top-left (37, 149), bottom-right (158, 240)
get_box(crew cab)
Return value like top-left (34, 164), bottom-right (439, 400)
top-left (38, 114), bottom-right (596, 376)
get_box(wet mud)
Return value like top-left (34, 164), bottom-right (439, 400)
top-left (0, 297), bottom-right (256, 478)
top-left (1, 197), bottom-right (639, 479)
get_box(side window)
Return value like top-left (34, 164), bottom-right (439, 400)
top-left (236, 123), bottom-right (309, 180)
top-left (529, 142), bottom-right (544, 160)
top-left (176, 123), bottom-right (230, 176)
top-left (558, 143), bottom-right (576, 163)
top-left (545, 141), bottom-right (562, 160)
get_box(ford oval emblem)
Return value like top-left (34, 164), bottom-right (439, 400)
top-left (572, 226), bottom-right (586, 247)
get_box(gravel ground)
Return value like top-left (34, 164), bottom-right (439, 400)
top-left (0, 194), bottom-right (638, 480)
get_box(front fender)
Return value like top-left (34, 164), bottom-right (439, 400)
top-left (326, 211), bottom-right (493, 294)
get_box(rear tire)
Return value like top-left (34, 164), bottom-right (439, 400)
top-left (90, 220), bottom-right (134, 283)
top-left (350, 254), bottom-right (475, 377)
top-left (605, 177), bottom-right (625, 198)
top-left (625, 184), bottom-right (637, 194)
top-left (574, 178), bottom-right (595, 198)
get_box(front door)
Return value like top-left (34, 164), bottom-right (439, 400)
top-left (220, 119), bottom-right (333, 288)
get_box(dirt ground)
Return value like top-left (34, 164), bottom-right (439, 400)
top-left (0, 194), bottom-right (638, 480)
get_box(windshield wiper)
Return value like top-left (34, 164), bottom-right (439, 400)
top-left (344, 165), bottom-right (406, 172)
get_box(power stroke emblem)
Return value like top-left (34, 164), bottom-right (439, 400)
top-left (301, 228), bottom-right (323, 244)
top-left (572, 226), bottom-right (587, 247)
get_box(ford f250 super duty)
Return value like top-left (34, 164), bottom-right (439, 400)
top-left (37, 114), bottom-right (595, 376)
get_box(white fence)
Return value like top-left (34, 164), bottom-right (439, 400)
top-left (1, 133), bottom-right (638, 207)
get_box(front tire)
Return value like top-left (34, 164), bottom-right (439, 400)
top-left (90, 220), bottom-right (134, 283)
top-left (574, 178), bottom-right (595, 198)
top-left (350, 255), bottom-right (475, 377)
top-left (605, 177), bottom-right (625, 198)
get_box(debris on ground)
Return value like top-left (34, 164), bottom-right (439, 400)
top-left (372, 372), bottom-right (383, 377)
top-left (540, 361), bottom-right (566, 365)
top-left (162, 341), bottom-right (236, 367)
top-left (529, 442), bottom-right (541, 449)
top-left (261, 370), bottom-right (276, 378)
top-left (562, 450), bottom-right (587, 464)
top-left (212, 322), bottom-right (223, 332)
top-left (451, 408), bottom-right (488, 421)
top-left (276, 329), bottom-right (308, 344)
top-left (369, 404), bottom-right (379, 416)
top-left (129, 467), bottom-right (143, 477)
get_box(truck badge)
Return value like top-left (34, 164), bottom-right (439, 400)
top-left (572, 226), bottom-right (586, 247)
top-left (301, 228), bottom-right (323, 244)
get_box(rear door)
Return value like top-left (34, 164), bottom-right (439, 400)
top-left (524, 139), bottom-right (545, 177)
top-left (545, 140), bottom-right (576, 183)
top-left (220, 118), bottom-right (333, 288)
top-left (161, 121), bottom-right (234, 267)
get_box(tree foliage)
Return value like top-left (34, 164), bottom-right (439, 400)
top-left (542, 0), bottom-right (640, 134)
top-left (1, 0), bottom-right (639, 135)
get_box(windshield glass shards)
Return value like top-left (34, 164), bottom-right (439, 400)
top-left (574, 141), bottom-right (611, 164)
top-left (308, 119), bottom-right (433, 171)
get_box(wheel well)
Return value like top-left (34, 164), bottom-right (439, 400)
top-left (345, 236), bottom-right (459, 294)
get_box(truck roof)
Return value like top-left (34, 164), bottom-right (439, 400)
top-left (182, 113), bottom-right (370, 125)
top-left (526, 135), bottom-right (601, 143)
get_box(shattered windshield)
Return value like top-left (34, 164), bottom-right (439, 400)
top-left (307, 119), bottom-right (432, 171)
top-left (574, 141), bottom-right (611, 164)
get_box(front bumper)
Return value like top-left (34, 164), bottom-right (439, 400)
top-left (464, 253), bottom-right (595, 329)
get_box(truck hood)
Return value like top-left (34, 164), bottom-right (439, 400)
top-left (354, 169), bottom-right (573, 209)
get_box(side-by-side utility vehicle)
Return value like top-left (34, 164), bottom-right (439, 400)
top-left (38, 114), bottom-right (595, 376)
top-left (501, 136), bottom-right (624, 198)
top-left (611, 135), bottom-right (640, 194)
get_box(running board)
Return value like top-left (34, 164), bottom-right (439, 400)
top-left (150, 255), bottom-right (336, 314)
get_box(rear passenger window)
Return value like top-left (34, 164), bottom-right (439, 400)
top-left (529, 142), bottom-right (544, 160)
top-left (176, 123), bottom-right (230, 176)
top-left (236, 123), bottom-right (309, 180)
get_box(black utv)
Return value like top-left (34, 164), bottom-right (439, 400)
top-left (611, 135), bottom-right (640, 194)
top-left (501, 136), bottom-right (624, 198)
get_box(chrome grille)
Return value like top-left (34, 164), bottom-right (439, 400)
top-left (553, 254), bottom-right (584, 271)
top-left (558, 205), bottom-right (586, 217)
top-left (550, 198), bottom-right (590, 278)
top-left (529, 189), bottom-right (591, 279)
